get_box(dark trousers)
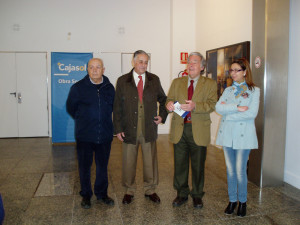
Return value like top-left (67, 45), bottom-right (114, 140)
top-left (76, 140), bottom-right (111, 199)
top-left (173, 123), bottom-right (207, 198)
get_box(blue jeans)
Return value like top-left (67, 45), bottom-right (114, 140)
top-left (223, 146), bottom-right (251, 203)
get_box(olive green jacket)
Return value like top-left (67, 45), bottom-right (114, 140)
top-left (113, 69), bottom-right (168, 144)
top-left (167, 76), bottom-right (217, 146)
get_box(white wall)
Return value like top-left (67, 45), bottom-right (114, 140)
top-left (285, 0), bottom-right (300, 189)
top-left (171, 0), bottom-right (196, 79)
top-left (161, 0), bottom-right (197, 133)
top-left (0, 0), bottom-right (172, 135)
top-left (195, 0), bottom-right (252, 144)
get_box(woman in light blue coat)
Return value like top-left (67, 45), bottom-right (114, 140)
top-left (216, 58), bottom-right (260, 217)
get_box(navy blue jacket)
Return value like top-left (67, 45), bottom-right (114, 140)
top-left (66, 75), bottom-right (115, 144)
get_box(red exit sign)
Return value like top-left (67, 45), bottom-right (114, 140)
top-left (180, 52), bottom-right (188, 64)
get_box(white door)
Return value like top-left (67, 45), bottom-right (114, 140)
top-left (98, 52), bottom-right (122, 87)
top-left (16, 53), bottom-right (49, 137)
top-left (0, 52), bottom-right (49, 137)
top-left (0, 53), bottom-right (19, 137)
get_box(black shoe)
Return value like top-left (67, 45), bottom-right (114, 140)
top-left (81, 197), bottom-right (91, 209)
top-left (98, 196), bottom-right (115, 205)
top-left (122, 194), bottom-right (134, 204)
top-left (172, 196), bottom-right (188, 207)
top-left (237, 202), bottom-right (247, 217)
top-left (193, 197), bottom-right (203, 208)
top-left (224, 202), bottom-right (237, 215)
top-left (145, 193), bottom-right (161, 203)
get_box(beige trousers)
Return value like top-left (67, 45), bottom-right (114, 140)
top-left (122, 135), bottom-right (158, 195)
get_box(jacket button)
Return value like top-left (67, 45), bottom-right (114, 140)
top-left (222, 120), bottom-right (224, 122)
top-left (240, 123), bottom-right (243, 125)
top-left (135, 112), bottom-right (137, 114)
top-left (134, 126), bottom-right (136, 129)
top-left (220, 130), bottom-right (222, 133)
top-left (241, 134), bottom-right (244, 137)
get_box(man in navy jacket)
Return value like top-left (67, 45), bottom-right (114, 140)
top-left (67, 58), bottom-right (115, 209)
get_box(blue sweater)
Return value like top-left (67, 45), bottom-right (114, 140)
top-left (66, 75), bottom-right (115, 144)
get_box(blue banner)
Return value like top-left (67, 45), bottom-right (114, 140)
top-left (51, 52), bottom-right (93, 143)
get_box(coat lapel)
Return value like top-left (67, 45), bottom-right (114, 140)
top-left (126, 69), bottom-right (138, 89)
top-left (144, 71), bottom-right (153, 92)
top-left (180, 76), bottom-right (189, 100)
top-left (192, 76), bottom-right (205, 100)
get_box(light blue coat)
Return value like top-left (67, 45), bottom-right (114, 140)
top-left (215, 86), bottom-right (260, 149)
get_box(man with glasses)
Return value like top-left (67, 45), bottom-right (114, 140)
top-left (166, 52), bottom-right (217, 208)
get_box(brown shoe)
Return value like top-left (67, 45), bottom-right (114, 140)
top-left (122, 194), bottom-right (134, 204)
top-left (145, 193), bottom-right (161, 203)
top-left (193, 197), bottom-right (203, 208)
top-left (172, 196), bottom-right (188, 207)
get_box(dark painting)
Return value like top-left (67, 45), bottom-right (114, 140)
top-left (206, 41), bottom-right (250, 99)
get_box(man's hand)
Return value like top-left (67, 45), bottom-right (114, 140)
top-left (166, 101), bottom-right (175, 112)
top-left (116, 132), bottom-right (125, 142)
top-left (181, 100), bottom-right (195, 111)
top-left (153, 116), bottom-right (162, 125)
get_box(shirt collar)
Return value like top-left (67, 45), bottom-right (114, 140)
top-left (89, 77), bottom-right (103, 85)
top-left (188, 75), bottom-right (200, 83)
top-left (133, 70), bottom-right (145, 79)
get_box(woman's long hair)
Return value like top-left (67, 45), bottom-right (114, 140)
top-left (231, 58), bottom-right (256, 91)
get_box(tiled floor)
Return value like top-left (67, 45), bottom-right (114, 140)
top-left (0, 135), bottom-right (299, 224)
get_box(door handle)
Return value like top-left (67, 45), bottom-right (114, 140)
top-left (10, 92), bottom-right (16, 97)
top-left (18, 92), bottom-right (22, 104)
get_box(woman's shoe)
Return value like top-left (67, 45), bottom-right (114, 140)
top-left (237, 202), bottom-right (247, 217)
top-left (224, 202), bottom-right (237, 214)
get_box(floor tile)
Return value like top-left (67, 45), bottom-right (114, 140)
top-left (35, 172), bottom-right (76, 197)
top-left (22, 196), bottom-right (74, 225)
top-left (0, 136), bottom-right (299, 225)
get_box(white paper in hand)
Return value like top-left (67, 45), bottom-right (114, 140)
top-left (173, 101), bottom-right (189, 118)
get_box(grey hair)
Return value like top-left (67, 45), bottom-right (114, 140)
top-left (187, 52), bottom-right (206, 75)
top-left (133, 50), bottom-right (150, 61)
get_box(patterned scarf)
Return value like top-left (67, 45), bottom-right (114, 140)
top-left (232, 81), bottom-right (248, 98)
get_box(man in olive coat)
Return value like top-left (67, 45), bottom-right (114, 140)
top-left (113, 50), bottom-right (168, 204)
top-left (166, 52), bottom-right (217, 208)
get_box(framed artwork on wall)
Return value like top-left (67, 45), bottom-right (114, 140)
top-left (206, 41), bottom-right (250, 99)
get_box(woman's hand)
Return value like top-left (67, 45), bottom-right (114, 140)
top-left (237, 106), bottom-right (248, 112)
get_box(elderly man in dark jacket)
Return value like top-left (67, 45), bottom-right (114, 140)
top-left (113, 50), bottom-right (168, 205)
top-left (67, 58), bottom-right (115, 209)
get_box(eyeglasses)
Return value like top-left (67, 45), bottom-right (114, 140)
top-left (229, 69), bottom-right (243, 73)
